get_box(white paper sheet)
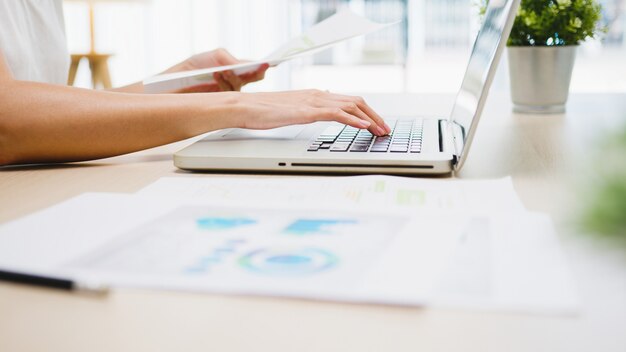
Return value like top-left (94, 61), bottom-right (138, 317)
top-left (143, 9), bottom-right (398, 93)
top-left (0, 193), bottom-right (460, 306)
top-left (432, 213), bottom-right (579, 314)
top-left (136, 175), bottom-right (526, 213)
top-left (0, 191), bottom-right (578, 313)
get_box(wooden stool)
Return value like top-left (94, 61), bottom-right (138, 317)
top-left (67, 53), bottom-right (113, 89)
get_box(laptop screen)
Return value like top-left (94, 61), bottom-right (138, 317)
top-left (449, 0), bottom-right (519, 165)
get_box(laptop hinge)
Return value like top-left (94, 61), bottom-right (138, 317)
top-left (444, 120), bottom-right (465, 164)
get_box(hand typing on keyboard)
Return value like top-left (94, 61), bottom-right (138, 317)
top-left (233, 90), bottom-right (391, 137)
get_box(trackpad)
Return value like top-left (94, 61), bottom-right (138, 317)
top-left (223, 125), bottom-right (306, 140)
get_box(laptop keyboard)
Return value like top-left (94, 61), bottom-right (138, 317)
top-left (307, 119), bottom-right (423, 153)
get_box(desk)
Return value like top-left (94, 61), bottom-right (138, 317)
top-left (1, 93), bottom-right (625, 352)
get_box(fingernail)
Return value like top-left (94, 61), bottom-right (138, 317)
top-left (376, 126), bottom-right (386, 136)
top-left (359, 120), bottom-right (371, 128)
top-left (384, 123), bottom-right (392, 133)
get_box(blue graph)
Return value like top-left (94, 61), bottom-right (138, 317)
top-left (239, 248), bottom-right (339, 276)
top-left (196, 217), bottom-right (257, 230)
top-left (283, 219), bottom-right (358, 235)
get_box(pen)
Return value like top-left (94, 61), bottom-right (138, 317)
top-left (0, 269), bottom-right (109, 295)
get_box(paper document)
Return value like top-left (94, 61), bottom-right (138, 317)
top-left (433, 213), bottom-right (579, 314)
top-left (0, 193), bottom-right (460, 306)
top-left (0, 175), bottom-right (579, 314)
top-left (0, 174), bottom-right (579, 314)
top-left (0, 192), bottom-right (578, 313)
top-left (143, 9), bottom-right (398, 93)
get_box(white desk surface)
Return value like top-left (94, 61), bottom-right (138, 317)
top-left (1, 93), bottom-right (625, 352)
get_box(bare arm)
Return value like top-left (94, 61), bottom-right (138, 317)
top-left (0, 79), bottom-right (234, 165)
top-left (0, 51), bottom-right (390, 166)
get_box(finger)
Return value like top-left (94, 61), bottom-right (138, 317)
top-left (241, 64), bottom-right (269, 84)
top-left (334, 94), bottom-right (390, 134)
top-left (214, 72), bottom-right (233, 91)
top-left (311, 91), bottom-right (385, 136)
top-left (310, 108), bottom-right (372, 130)
top-left (355, 97), bottom-right (391, 134)
top-left (324, 100), bottom-right (385, 136)
top-left (222, 70), bottom-right (243, 91)
top-left (213, 72), bottom-right (234, 91)
top-left (213, 48), bottom-right (240, 66)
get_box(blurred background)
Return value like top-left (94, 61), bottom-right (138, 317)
top-left (63, 0), bottom-right (626, 94)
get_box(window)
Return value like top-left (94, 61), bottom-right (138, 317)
top-left (64, 0), bottom-right (626, 93)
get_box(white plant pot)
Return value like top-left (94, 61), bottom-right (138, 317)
top-left (507, 46), bottom-right (577, 114)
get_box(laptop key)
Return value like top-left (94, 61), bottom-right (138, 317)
top-left (350, 146), bottom-right (369, 152)
top-left (330, 144), bottom-right (350, 152)
top-left (390, 147), bottom-right (408, 152)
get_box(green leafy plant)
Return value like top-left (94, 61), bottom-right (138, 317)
top-left (479, 0), bottom-right (604, 46)
top-left (580, 128), bottom-right (626, 244)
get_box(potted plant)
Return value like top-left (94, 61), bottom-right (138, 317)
top-left (481, 0), bottom-right (604, 113)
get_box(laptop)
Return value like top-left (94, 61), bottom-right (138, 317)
top-left (174, 0), bottom-right (520, 175)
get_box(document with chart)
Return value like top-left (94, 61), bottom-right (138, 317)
top-left (0, 181), bottom-right (578, 313)
top-left (0, 193), bottom-right (460, 305)
top-left (143, 9), bottom-right (398, 93)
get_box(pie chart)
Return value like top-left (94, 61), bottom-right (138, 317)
top-left (239, 248), bottom-right (338, 276)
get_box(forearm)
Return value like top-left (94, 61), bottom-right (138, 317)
top-left (0, 80), bottom-right (237, 165)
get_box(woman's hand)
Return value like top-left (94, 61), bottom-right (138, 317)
top-left (227, 89), bottom-right (391, 136)
top-left (166, 48), bottom-right (268, 93)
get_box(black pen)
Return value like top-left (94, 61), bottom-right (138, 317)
top-left (0, 269), bottom-right (109, 295)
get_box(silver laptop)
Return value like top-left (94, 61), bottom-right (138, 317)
top-left (174, 0), bottom-right (520, 175)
